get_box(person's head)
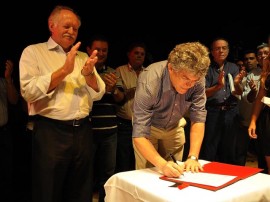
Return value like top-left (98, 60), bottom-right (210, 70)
top-left (235, 59), bottom-right (246, 77)
top-left (243, 49), bottom-right (258, 72)
top-left (235, 59), bottom-right (244, 68)
top-left (48, 5), bottom-right (81, 52)
top-left (210, 37), bottom-right (229, 64)
top-left (167, 42), bottom-right (210, 94)
top-left (86, 35), bottom-right (109, 70)
top-left (257, 42), bottom-right (269, 67)
top-left (127, 42), bottom-right (146, 69)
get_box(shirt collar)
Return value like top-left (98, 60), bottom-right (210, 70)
top-left (47, 37), bottom-right (70, 54)
top-left (127, 63), bottom-right (144, 72)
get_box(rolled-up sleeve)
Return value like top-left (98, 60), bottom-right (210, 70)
top-left (189, 79), bottom-right (207, 123)
top-left (20, 45), bottom-right (53, 102)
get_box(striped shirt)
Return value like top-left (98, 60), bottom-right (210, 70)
top-left (132, 60), bottom-right (207, 138)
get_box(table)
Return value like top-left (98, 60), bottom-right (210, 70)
top-left (104, 167), bottom-right (270, 202)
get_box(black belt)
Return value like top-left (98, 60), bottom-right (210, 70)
top-left (36, 115), bottom-right (89, 127)
top-left (208, 104), bottom-right (237, 111)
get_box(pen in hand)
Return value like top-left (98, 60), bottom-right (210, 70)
top-left (169, 153), bottom-right (178, 164)
top-left (169, 153), bottom-right (184, 176)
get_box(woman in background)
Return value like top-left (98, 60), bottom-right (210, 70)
top-left (248, 54), bottom-right (270, 174)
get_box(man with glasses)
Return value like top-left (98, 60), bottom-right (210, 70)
top-left (132, 42), bottom-right (210, 178)
top-left (200, 37), bottom-right (243, 165)
top-left (246, 43), bottom-right (269, 173)
top-left (257, 43), bottom-right (269, 68)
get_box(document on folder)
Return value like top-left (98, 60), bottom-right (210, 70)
top-left (167, 172), bottom-right (237, 187)
top-left (160, 161), bottom-right (263, 191)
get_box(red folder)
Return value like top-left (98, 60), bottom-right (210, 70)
top-left (160, 162), bottom-right (263, 191)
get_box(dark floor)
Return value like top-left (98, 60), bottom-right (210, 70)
top-left (245, 152), bottom-right (258, 168)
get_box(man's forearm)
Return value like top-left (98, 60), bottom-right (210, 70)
top-left (188, 122), bottom-right (205, 158)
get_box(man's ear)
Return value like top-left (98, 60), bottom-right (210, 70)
top-left (48, 20), bottom-right (54, 32)
top-left (167, 63), bottom-right (173, 72)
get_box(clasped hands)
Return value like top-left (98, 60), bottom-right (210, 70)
top-left (248, 78), bottom-right (258, 92)
top-left (64, 42), bottom-right (98, 76)
top-left (81, 48), bottom-right (98, 76)
top-left (102, 72), bottom-right (118, 93)
top-left (217, 70), bottom-right (225, 89)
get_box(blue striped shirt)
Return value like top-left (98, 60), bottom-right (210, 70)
top-left (132, 60), bottom-right (207, 138)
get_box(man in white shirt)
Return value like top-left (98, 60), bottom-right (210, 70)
top-left (19, 5), bottom-right (105, 202)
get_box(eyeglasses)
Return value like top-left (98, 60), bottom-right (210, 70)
top-left (213, 46), bottom-right (229, 52)
top-left (177, 72), bottom-right (200, 86)
top-left (257, 51), bottom-right (269, 57)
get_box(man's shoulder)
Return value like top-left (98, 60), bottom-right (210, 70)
top-left (146, 60), bottom-right (167, 69)
top-left (250, 67), bottom-right (262, 74)
top-left (247, 67), bottom-right (262, 78)
top-left (21, 42), bottom-right (49, 57)
top-left (143, 60), bottom-right (167, 75)
top-left (24, 41), bottom-right (47, 50)
top-left (115, 64), bottom-right (128, 70)
top-left (139, 60), bottom-right (168, 87)
top-left (226, 61), bottom-right (238, 69)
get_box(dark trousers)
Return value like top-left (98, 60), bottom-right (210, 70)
top-left (92, 132), bottom-right (117, 202)
top-left (235, 119), bottom-right (267, 171)
top-left (13, 127), bottom-right (32, 202)
top-left (235, 123), bottom-right (250, 165)
top-left (0, 125), bottom-right (12, 202)
top-left (115, 117), bottom-right (135, 173)
top-left (32, 117), bottom-right (93, 202)
top-left (256, 108), bottom-right (269, 173)
top-left (200, 107), bottom-right (239, 164)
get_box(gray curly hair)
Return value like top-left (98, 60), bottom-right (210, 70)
top-left (168, 42), bottom-right (210, 78)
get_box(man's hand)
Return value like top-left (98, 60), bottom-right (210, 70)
top-left (248, 122), bottom-right (257, 139)
top-left (81, 49), bottom-right (98, 76)
top-left (249, 78), bottom-right (258, 92)
top-left (184, 159), bottom-right (203, 173)
top-left (162, 161), bottom-right (185, 178)
top-left (103, 72), bottom-right (117, 93)
top-left (64, 41), bottom-right (81, 75)
top-left (217, 70), bottom-right (225, 89)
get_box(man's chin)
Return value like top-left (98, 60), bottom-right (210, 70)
top-left (177, 89), bottom-right (188, 94)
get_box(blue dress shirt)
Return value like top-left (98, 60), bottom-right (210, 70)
top-left (132, 60), bottom-right (207, 138)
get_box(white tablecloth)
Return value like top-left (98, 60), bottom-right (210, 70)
top-left (104, 167), bottom-right (270, 202)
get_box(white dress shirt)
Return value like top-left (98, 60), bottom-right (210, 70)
top-left (20, 37), bottom-right (105, 120)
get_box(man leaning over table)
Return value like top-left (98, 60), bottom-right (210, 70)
top-left (132, 42), bottom-right (210, 178)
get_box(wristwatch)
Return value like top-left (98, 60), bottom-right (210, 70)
top-left (187, 155), bottom-right (198, 161)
